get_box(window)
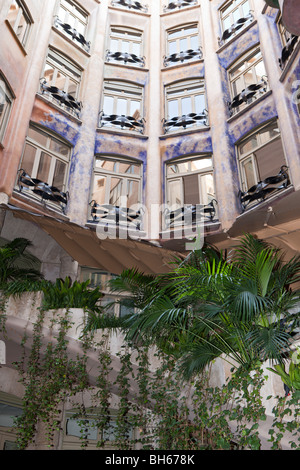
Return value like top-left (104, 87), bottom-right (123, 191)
top-left (277, 16), bottom-right (299, 69)
top-left (55, 0), bottom-right (90, 52)
top-left (100, 81), bottom-right (144, 133)
top-left (111, 0), bottom-right (148, 13)
top-left (106, 27), bottom-right (144, 67)
top-left (164, 24), bottom-right (202, 67)
top-left (219, 0), bottom-right (252, 44)
top-left (164, 0), bottom-right (198, 13)
top-left (237, 121), bottom-right (289, 209)
top-left (0, 393), bottom-right (23, 451)
top-left (0, 75), bottom-right (14, 144)
top-left (7, 0), bottom-right (31, 47)
top-left (165, 155), bottom-right (217, 226)
top-left (16, 125), bottom-right (71, 211)
top-left (40, 49), bottom-right (82, 117)
top-left (228, 48), bottom-right (268, 115)
top-left (164, 79), bottom-right (207, 133)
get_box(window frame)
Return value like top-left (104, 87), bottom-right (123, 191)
top-left (0, 74), bottom-right (14, 144)
top-left (219, 0), bottom-right (253, 43)
top-left (164, 23), bottom-right (202, 66)
top-left (108, 26), bottom-right (144, 59)
top-left (237, 120), bottom-right (288, 195)
top-left (57, 0), bottom-right (88, 37)
top-left (6, 0), bottom-right (32, 48)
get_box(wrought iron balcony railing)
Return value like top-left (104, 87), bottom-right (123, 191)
top-left (54, 17), bottom-right (91, 53)
top-left (163, 47), bottom-right (203, 67)
top-left (239, 165), bottom-right (289, 211)
top-left (164, 0), bottom-right (198, 12)
top-left (111, 0), bottom-right (148, 12)
top-left (89, 201), bottom-right (144, 230)
top-left (105, 50), bottom-right (145, 67)
top-left (164, 199), bottom-right (218, 228)
top-left (99, 111), bottom-right (145, 133)
top-left (40, 78), bottom-right (82, 118)
top-left (17, 169), bottom-right (69, 213)
top-left (279, 34), bottom-right (299, 69)
top-left (227, 77), bottom-right (268, 116)
top-left (218, 12), bottom-right (254, 46)
top-left (163, 110), bottom-right (208, 133)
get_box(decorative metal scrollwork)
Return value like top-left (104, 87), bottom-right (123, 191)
top-left (164, 0), bottom-right (198, 12)
top-left (239, 165), bottom-right (289, 210)
top-left (40, 79), bottom-right (82, 118)
top-left (163, 110), bottom-right (208, 133)
top-left (89, 201), bottom-right (144, 230)
top-left (105, 50), bottom-right (145, 67)
top-left (163, 48), bottom-right (203, 67)
top-left (54, 17), bottom-right (91, 53)
top-left (279, 35), bottom-right (299, 69)
top-left (227, 77), bottom-right (268, 116)
top-left (17, 169), bottom-right (69, 213)
top-left (111, 0), bottom-right (148, 12)
top-left (99, 111), bottom-right (145, 133)
top-left (218, 12), bottom-right (254, 46)
top-left (164, 199), bottom-right (218, 228)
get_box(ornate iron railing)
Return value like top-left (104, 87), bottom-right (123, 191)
top-left (218, 12), bottom-right (254, 46)
top-left (163, 47), bottom-right (203, 67)
top-left (99, 111), bottom-right (145, 133)
top-left (279, 35), bottom-right (299, 69)
top-left (111, 0), bottom-right (148, 12)
top-left (105, 50), bottom-right (145, 67)
top-left (17, 169), bottom-right (69, 213)
top-left (40, 78), bottom-right (82, 118)
top-left (164, 199), bottom-right (218, 228)
top-left (89, 201), bottom-right (144, 230)
top-left (239, 165), bottom-right (289, 210)
top-left (164, 0), bottom-right (198, 12)
top-left (163, 110), bottom-right (208, 133)
top-left (54, 17), bottom-right (91, 53)
top-left (227, 77), bottom-right (268, 116)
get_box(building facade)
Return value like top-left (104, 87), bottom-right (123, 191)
top-left (0, 0), bottom-right (299, 450)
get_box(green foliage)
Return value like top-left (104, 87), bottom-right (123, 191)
top-left (267, 351), bottom-right (300, 396)
top-left (41, 277), bottom-right (104, 311)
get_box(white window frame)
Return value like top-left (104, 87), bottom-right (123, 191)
top-left (165, 79), bottom-right (207, 131)
top-left (220, 0), bottom-right (252, 40)
top-left (0, 74), bottom-right (14, 144)
top-left (237, 121), bottom-right (287, 194)
top-left (166, 155), bottom-right (216, 213)
top-left (109, 26), bottom-right (143, 58)
top-left (57, 0), bottom-right (88, 37)
top-left (166, 23), bottom-right (200, 58)
top-left (91, 156), bottom-right (142, 209)
top-left (17, 125), bottom-right (71, 202)
top-left (6, 0), bottom-right (32, 47)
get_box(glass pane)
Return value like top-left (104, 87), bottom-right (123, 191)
top-left (244, 69), bottom-right (255, 88)
top-left (52, 160), bottom-right (66, 190)
top-left (181, 97), bottom-right (192, 115)
top-left (223, 16), bottom-right (232, 32)
top-left (110, 38), bottom-right (118, 53)
top-left (190, 35), bottom-right (199, 50)
top-left (109, 177), bottom-right (122, 205)
top-left (121, 41), bottom-right (130, 53)
top-left (16, 14), bottom-right (28, 45)
top-left (116, 98), bottom-right (127, 116)
top-left (21, 143), bottom-right (36, 175)
top-left (232, 77), bottom-right (244, 96)
top-left (259, 122), bottom-right (280, 143)
top-left (239, 136), bottom-right (258, 154)
top-left (130, 100), bottom-right (140, 118)
top-left (127, 180), bottom-right (139, 206)
top-left (0, 88), bottom-right (10, 129)
top-left (44, 63), bottom-right (55, 85)
top-left (254, 61), bottom-right (266, 82)
top-left (232, 8), bottom-right (241, 23)
top-left (195, 94), bottom-right (205, 112)
top-left (55, 71), bottom-right (66, 91)
top-left (37, 152), bottom-right (51, 182)
top-left (67, 79), bottom-right (77, 99)
top-left (92, 175), bottom-right (106, 205)
top-left (7, 1), bottom-right (19, 28)
top-left (168, 100), bottom-right (179, 118)
top-left (49, 137), bottom-right (69, 156)
top-left (183, 173), bottom-right (200, 205)
top-left (242, 0), bottom-right (250, 16)
top-left (168, 41), bottom-right (177, 55)
top-left (180, 38), bottom-right (188, 51)
top-left (66, 419), bottom-right (97, 440)
top-left (243, 158), bottom-right (256, 189)
top-left (28, 127), bottom-right (48, 147)
top-left (103, 96), bottom-right (114, 115)
top-left (191, 158), bottom-right (212, 171)
top-left (119, 162), bottom-right (140, 175)
top-left (200, 174), bottom-right (215, 205)
top-left (76, 21), bottom-right (85, 36)
top-left (132, 42), bottom-right (140, 56)
top-left (168, 180), bottom-right (182, 207)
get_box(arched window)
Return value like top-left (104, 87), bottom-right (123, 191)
top-left (164, 23), bottom-right (202, 67)
top-left (7, 0), bottom-right (32, 47)
top-left (0, 73), bottom-right (14, 144)
top-left (106, 26), bottom-right (144, 67)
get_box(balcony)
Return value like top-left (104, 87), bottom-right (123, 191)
top-left (227, 77), bottom-right (268, 117)
top-left (111, 0), bottom-right (148, 12)
top-left (164, 200), bottom-right (218, 228)
top-left (40, 78), bottom-right (82, 118)
top-left (218, 12), bottom-right (254, 47)
top-left (89, 201), bottom-right (144, 231)
top-left (163, 0), bottom-right (198, 12)
top-left (279, 34), bottom-right (299, 69)
top-left (162, 110), bottom-right (208, 133)
top-left (16, 169), bottom-right (69, 214)
top-left (99, 111), bottom-right (145, 134)
top-left (239, 165), bottom-right (290, 211)
top-left (163, 47), bottom-right (203, 67)
top-left (105, 50), bottom-right (145, 67)
top-left (54, 16), bottom-right (91, 53)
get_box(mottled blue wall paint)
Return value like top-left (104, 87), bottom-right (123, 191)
top-left (40, 111), bottom-right (81, 146)
top-left (218, 23), bottom-right (260, 70)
